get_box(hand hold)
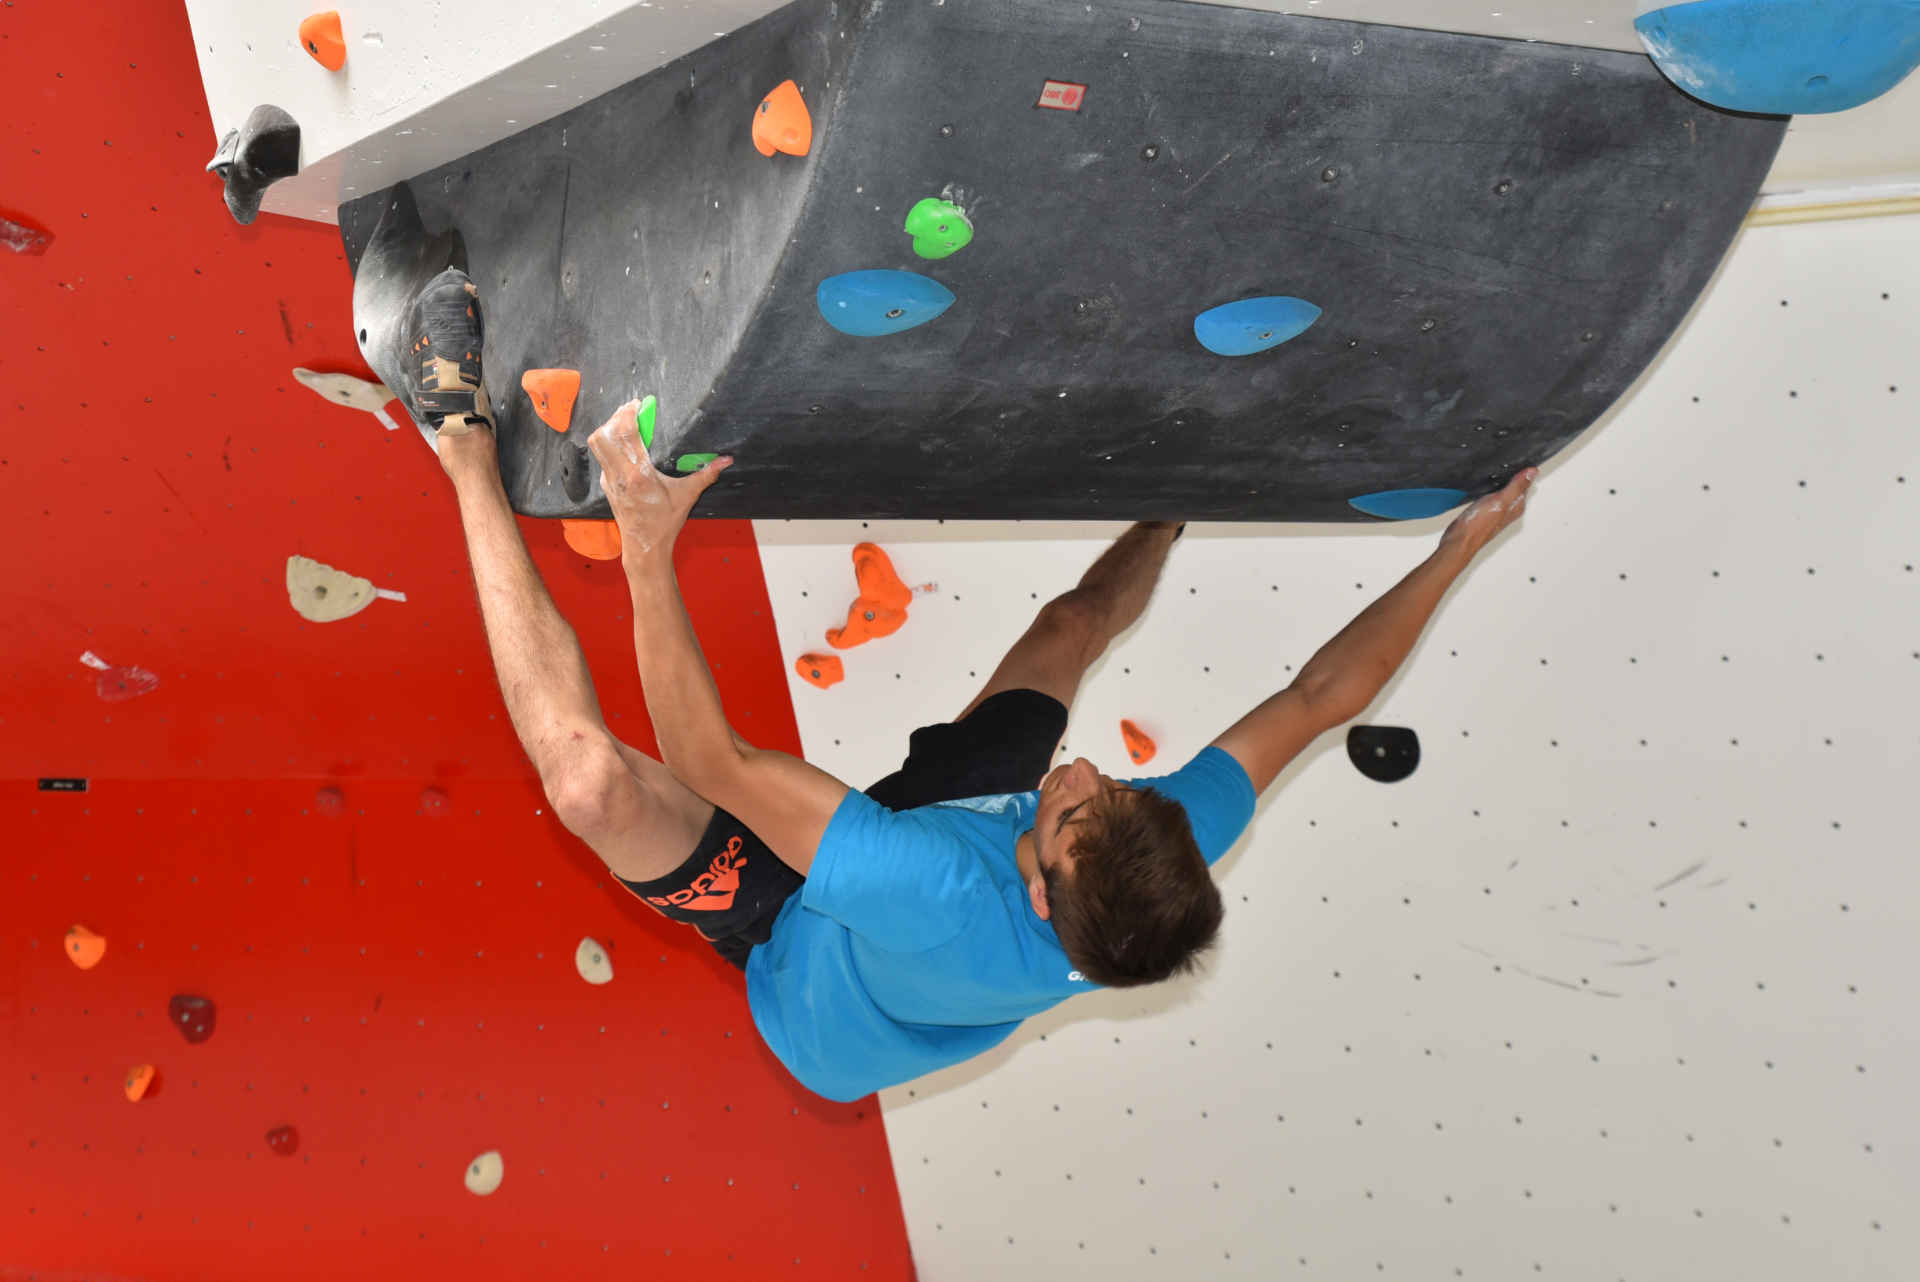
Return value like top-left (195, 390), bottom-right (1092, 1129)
top-left (65, 924), bottom-right (107, 970)
top-left (635, 395), bottom-right (657, 451)
top-left (292, 368), bottom-right (398, 417)
top-left (418, 786), bottom-right (450, 818)
top-left (298, 11), bottom-right (347, 71)
top-left (752, 79), bottom-right (812, 157)
top-left (206, 104), bottom-right (301, 225)
top-left (265, 1125), bottom-right (300, 1157)
top-left (575, 937), bottom-right (614, 985)
top-left (1120, 719), bottom-right (1158, 766)
top-left (825, 543), bottom-right (914, 649)
top-left (286, 555), bottom-right (377, 622)
top-left (904, 197), bottom-right (974, 260)
top-left (0, 209), bottom-right (54, 255)
top-left (561, 519), bottom-right (623, 561)
top-left (521, 369), bottom-right (581, 432)
top-left (795, 652), bottom-right (845, 689)
top-left (315, 786), bottom-right (346, 817)
top-left (124, 1065), bottom-right (157, 1103)
top-left (1193, 296), bottom-right (1322, 357)
top-left (466, 1150), bottom-right (505, 1196)
top-left (169, 994), bottom-right (217, 1045)
top-left (674, 452), bottom-right (719, 474)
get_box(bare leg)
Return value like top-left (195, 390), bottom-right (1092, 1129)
top-left (439, 429), bottom-right (713, 881)
top-left (957, 521), bottom-right (1183, 720)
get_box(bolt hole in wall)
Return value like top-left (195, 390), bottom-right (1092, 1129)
top-left (754, 211), bottom-right (1920, 1278)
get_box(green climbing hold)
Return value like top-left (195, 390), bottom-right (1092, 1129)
top-left (676, 452), bottom-right (719, 473)
top-left (904, 197), bottom-right (973, 260)
top-left (636, 395), bottom-right (657, 451)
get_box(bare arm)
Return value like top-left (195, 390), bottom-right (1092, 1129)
top-left (591, 401), bottom-right (847, 876)
top-left (1211, 470), bottom-right (1537, 794)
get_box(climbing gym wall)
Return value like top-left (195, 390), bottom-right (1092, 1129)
top-left (1, 4), bottom-right (910, 1279)
top-left (756, 211), bottom-right (1920, 1279)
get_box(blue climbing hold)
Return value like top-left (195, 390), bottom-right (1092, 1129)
top-left (1193, 296), bottom-right (1322, 357)
top-left (816, 270), bottom-right (956, 337)
top-left (1635, 0), bottom-right (1920, 115)
top-left (1348, 488), bottom-right (1469, 521)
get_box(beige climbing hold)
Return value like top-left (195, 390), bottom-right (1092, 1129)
top-left (575, 937), bottom-right (614, 985)
top-left (286, 555), bottom-right (406, 622)
top-left (292, 368), bottom-right (402, 431)
top-left (465, 1150), bottom-right (505, 1196)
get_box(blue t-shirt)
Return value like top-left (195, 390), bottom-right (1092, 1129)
top-left (744, 746), bottom-right (1258, 1102)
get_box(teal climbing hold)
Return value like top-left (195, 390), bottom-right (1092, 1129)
top-left (1635, 0), bottom-right (1920, 115)
top-left (1194, 296), bottom-right (1322, 356)
top-left (1348, 488), bottom-right (1469, 520)
top-left (817, 270), bottom-right (956, 337)
top-left (903, 197), bottom-right (974, 259)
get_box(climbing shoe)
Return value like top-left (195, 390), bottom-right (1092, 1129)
top-left (407, 267), bottom-right (493, 437)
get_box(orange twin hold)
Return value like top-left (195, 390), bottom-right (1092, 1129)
top-left (298, 11), bottom-right (347, 71)
top-left (825, 542), bottom-right (913, 649)
top-left (1120, 719), bottom-right (1158, 766)
top-left (562, 519), bottom-right (622, 561)
top-left (522, 368), bottom-right (581, 432)
top-left (752, 80), bottom-right (813, 157)
top-left (66, 924), bottom-right (107, 970)
top-left (795, 652), bottom-right (844, 689)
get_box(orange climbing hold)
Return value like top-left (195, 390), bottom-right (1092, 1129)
top-left (795, 652), bottom-right (845, 689)
top-left (1120, 719), bottom-right (1158, 766)
top-left (752, 79), bottom-right (813, 158)
top-left (825, 542), bottom-right (913, 649)
top-left (521, 368), bottom-right (581, 432)
top-left (562, 519), bottom-right (622, 561)
top-left (298, 11), bottom-right (347, 71)
top-left (124, 1065), bottom-right (157, 1103)
top-left (65, 924), bottom-right (106, 970)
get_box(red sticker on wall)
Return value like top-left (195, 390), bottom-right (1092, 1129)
top-left (1037, 80), bottom-right (1087, 112)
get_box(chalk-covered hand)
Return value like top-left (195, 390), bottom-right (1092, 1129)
top-left (1440, 468), bottom-right (1538, 560)
top-left (586, 399), bottom-right (732, 564)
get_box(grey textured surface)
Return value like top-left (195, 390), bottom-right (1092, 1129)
top-left (342, 0), bottom-right (1786, 521)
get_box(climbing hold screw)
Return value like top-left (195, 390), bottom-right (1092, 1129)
top-left (1321, 167), bottom-right (1339, 182)
top-left (1420, 318), bottom-right (1437, 332)
top-left (1495, 179), bottom-right (1514, 196)
top-left (1582, 330), bottom-right (1597, 342)
top-left (808, 404), bottom-right (823, 414)
top-left (885, 308), bottom-right (904, 319)
top-left (1141, 144), bottom-right (1160, 161)
top-left (939, 124), bottom-right (954, 137)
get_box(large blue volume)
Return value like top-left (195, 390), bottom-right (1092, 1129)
top-left (817, 270), bottom-right (957, 337)
top-left (1348, 488), bottom-right (1469, 521)
top-left (1636, 0), bottom-right (1920, 114)
top-left (1193, 296), bottom-right (1322, 356)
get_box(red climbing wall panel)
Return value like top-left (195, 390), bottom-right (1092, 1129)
top-left (0, 4), bottom-right (911, 1278)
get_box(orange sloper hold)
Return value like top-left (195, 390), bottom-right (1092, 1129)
top-left (825, 542), bottom-right (913, 649)
top-left (66, 924), bottom-right (107, 970)
top-left (124, 1065), bottom-right (157, 1102)
top-left (752, 80), bottom-right (813, 158)
top-left (562, 520), bottom-right (622, 561)
top-left (1120, 719), bottom-right (1157, 766)
top-left (298, 11), bottom-right (347, 71)
top-left (795, 652), bottom-right (844, 689)
top-left (521, 369), bottom-right (581, 432)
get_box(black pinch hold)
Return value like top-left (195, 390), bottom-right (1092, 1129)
top-left (206, 104), bottom-right (301, 225)
top-left (1346, 725), bottom-right (1420, 783)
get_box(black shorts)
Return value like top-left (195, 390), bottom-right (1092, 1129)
top-left (616, 689), bottom-right (1069, 970)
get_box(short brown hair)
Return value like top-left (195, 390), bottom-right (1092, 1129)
top-left (1041, 786), bottom-right (1223, 988)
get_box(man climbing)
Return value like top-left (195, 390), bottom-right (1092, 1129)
top-left (420, 266), bottom-right (1536, 1102)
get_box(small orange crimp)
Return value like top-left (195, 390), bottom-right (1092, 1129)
top-left (66, 924), bottom-right (107, 970)
top-left (521, 368), bottom-right (581, 432)
top-left (561, 519), bottom-right (622, 561)
top-left (825, 543), bottom-right (913, 649)
top-left (795, 652), bottom-right (845, 689)
top-left (752, 79), bottom-right (813, 158)
top-left (124, 1064), bottom-right (157, 1103)
top-left (1120, 719), bottom-right (1158, 766)
top-left (298, 11), bottom-right (347, 71)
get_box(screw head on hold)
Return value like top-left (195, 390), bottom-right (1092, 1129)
top-left (1141, 144), bottom-right (1160, 161)
top-left (1495, 178), bottom-right (1514, 196)
top-left (863, 610), bottom-right (876, 622)
top-left (939, 124), bottom-right (954, 137)
top-left (1321, 167), bottom-right (1339, 182)
top-left (1420, 318), bottom-right (1437, 332)
top-left (885, 308), bottom-right (904, 319)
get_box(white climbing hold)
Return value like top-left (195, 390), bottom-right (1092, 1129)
top-left (465, 1150), bottom-right (504, 1196)
top-left (576, 937), bottom-right (614, 985)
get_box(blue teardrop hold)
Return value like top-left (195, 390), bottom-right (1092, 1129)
top-left (816, 270), bottom-right (957, 337)
top-left (1193, 296), bottom-right (1322, 356)
top-left (1349, 488), bottom-right (1470, 521)
top-left (1635, 0), bottom-right (1920, 115)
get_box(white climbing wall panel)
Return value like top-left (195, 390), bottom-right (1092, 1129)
top-left (753, 212), bottom-right (1920, 1280)
top-left (185, 0), bottom-right (1920, 226)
